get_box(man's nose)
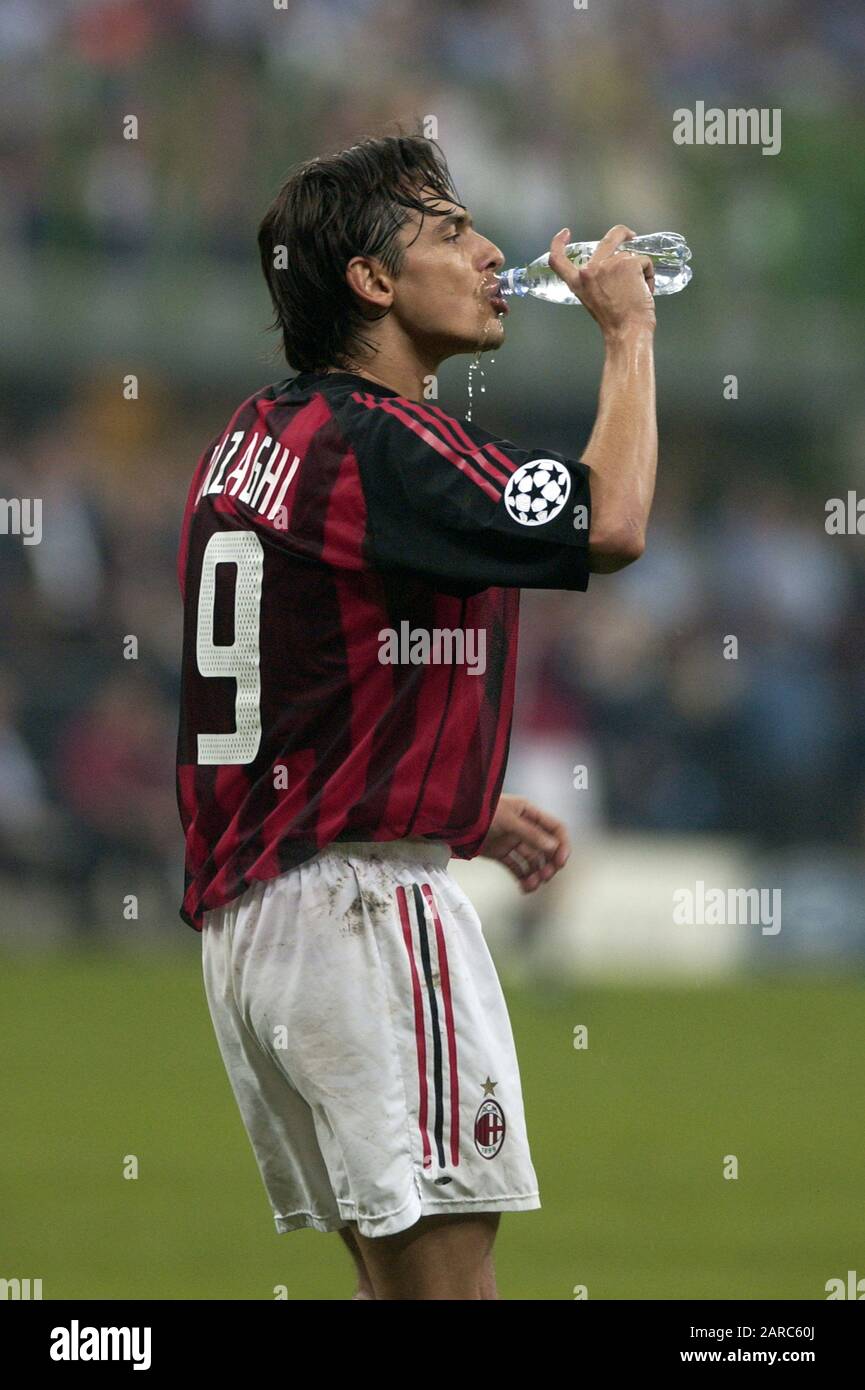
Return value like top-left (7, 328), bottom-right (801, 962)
top-left (480, 237), bottom-right (505, 273)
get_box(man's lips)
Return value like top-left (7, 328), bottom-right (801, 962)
top-left (485, 281), bottom-right (508, 315)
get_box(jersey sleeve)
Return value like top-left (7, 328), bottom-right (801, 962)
top-left (340, 390), bottom-right (593, 596)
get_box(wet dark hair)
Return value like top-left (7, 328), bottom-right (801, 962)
top-left (257, 130), bottom-right (463, 373)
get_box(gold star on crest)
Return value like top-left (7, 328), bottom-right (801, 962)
top-left (481, 1076), bottom-right (498, 1096)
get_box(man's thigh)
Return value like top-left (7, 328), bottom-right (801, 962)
top-left (345, 1212), bottom-right (501, 1300)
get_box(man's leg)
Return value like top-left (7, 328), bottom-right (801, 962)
top-left (340, 1218), bottom-right (500, 1300)
top-left (341, 1212), bottom-right (501, 1300)
top-left (338, 1225), bottom-right (376, 1300)
top-left (478, 1240), bottom-right (500, 1300)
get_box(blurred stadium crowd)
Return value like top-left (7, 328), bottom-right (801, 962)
top-left (2, 0), bottom-right (865, 937)
top-left (1, 0), bottom-right (863, 271)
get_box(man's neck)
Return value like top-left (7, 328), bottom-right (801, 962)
top-left (323, 351), bottom-right (439, 403)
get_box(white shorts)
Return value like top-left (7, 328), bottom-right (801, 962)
top-left (200, 839), bottom-right (541, 1239)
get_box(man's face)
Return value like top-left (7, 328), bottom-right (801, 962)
top-left (383, 189), bottom-right (508, 359)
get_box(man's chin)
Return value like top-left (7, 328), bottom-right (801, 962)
top-left (432, 318), bottom-right (506, 361)
top-left (470, 315), bottom-right (507, 351)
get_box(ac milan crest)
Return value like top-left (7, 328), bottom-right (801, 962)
top-left (474, 1096), bottom-right (506, 1158)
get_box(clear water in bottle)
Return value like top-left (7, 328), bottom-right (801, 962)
top-left (498, 232), bottom-right (693, 305)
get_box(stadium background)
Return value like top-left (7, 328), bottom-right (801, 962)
top-left (2, 0), bottom-right (864, 1299)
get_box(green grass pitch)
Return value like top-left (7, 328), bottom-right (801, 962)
top-left (2, 949), bottom-right (862, 1300)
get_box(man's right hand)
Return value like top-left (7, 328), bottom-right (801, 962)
top-left (548, 223), bottom-right (656, 337)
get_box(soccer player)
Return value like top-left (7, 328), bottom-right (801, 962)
top-left (176, 134), bottom-right (657, 1300)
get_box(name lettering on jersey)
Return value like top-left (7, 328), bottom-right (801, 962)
top-left (196, 429), bottom-right (301, 520)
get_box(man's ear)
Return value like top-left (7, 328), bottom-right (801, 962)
top-left (345, 255), bottom-right (393, 311)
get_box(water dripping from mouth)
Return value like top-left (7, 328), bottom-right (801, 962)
top-left (466, 311), bottom-right (496, 423)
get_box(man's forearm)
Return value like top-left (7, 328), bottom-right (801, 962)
top-left (582, 325), bottom-right (657, 569)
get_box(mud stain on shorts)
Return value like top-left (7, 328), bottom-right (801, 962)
top-left (339, 887), bottom-right (396, 936)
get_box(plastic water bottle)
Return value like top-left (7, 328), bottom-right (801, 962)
top-left (498, 232), bottom-right (693, 305)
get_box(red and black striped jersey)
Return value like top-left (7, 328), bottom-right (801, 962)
top-left (176, 369), bottom-right (592, 930)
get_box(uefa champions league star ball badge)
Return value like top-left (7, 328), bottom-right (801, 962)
top-left (503, 459), bottom-right (571, 526)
